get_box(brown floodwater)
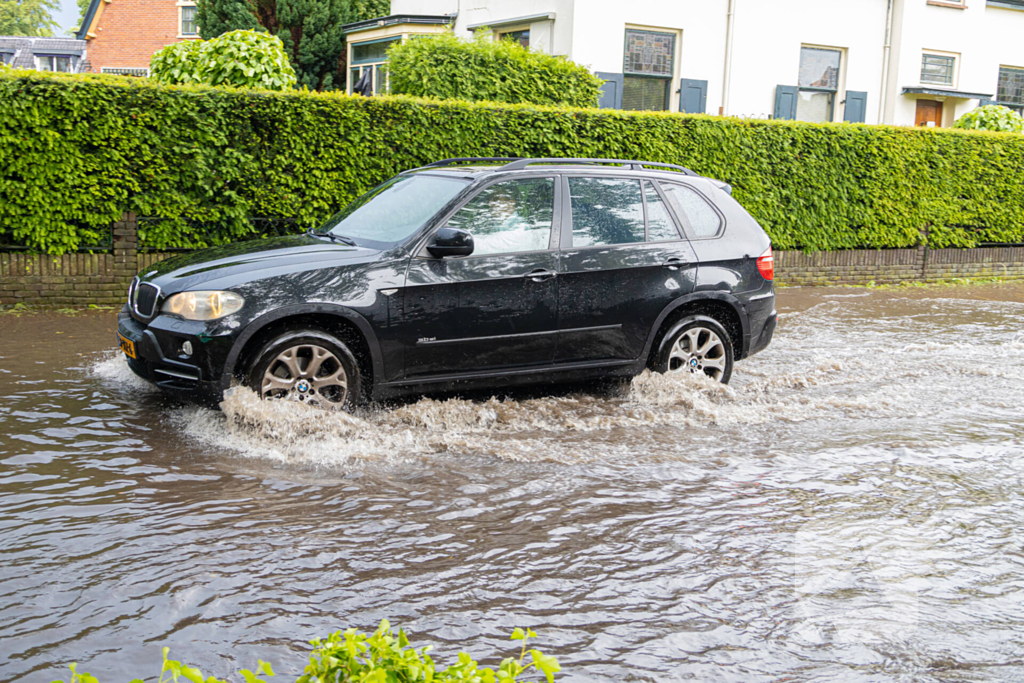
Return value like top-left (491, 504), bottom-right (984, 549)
top-left (2, 282), bottom-right (1024, 682)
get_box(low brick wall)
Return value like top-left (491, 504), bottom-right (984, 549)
top-left (775, 246), bottom-right (1024, 285)
top-left (3, 214), bottom-right (1024, 306)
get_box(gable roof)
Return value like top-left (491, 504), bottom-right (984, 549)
top-left (76, 0), bottom-right (104, 40)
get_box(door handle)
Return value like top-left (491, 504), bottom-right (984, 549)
top-left (663, 257), bottom-right (686, 271)
top-left (526, 269), bottom-right (557, 282)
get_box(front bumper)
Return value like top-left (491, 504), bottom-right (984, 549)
top-left (117, 305), bottom-right (229, 402)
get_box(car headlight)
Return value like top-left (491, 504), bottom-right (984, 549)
top-left (162, 291), bottom-right (244, 321)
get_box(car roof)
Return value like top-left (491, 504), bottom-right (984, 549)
top-left (402, 158), bottom-right (732, 193)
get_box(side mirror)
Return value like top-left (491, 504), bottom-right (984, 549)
top-left (427, 226), bottom-right (474, 258)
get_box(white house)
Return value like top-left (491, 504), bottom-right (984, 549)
top-left (344, 0), bottom-right (1024, 127)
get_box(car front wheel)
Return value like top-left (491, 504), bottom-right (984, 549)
top-left (247, 330), bottom-right (361, 410)
top-left (655, 315), bottom-right (734, 384)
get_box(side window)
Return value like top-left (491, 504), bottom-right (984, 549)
top-left (569, 177), bottom-right (645, 247)
top-left (662, 183), bottom-right (723, 238)
top-left (644, 181), bottom-right (681, 241)
top-left (446, 178), bottom-right (554, 256)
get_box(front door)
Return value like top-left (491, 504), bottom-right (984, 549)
top-left (916, 99), bottom-right (944, 127)
top-left (555, 176), bottom-right (697, 364)
top-left (399, 176), bottom-right (561, 379)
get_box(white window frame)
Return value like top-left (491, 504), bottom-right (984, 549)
top-left (621, 24), bottom-right (683, 112)
top-left (796, 44), bottom-right (847, 123)
top-left (921, 50), bottom-right (960, 89)
top-left (177, 1), bottom-right (199, 39)
top-left (34, 54), bottom-right (76, 72)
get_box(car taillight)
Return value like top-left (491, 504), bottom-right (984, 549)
top-left (756, 247), bottom-right (774, 280)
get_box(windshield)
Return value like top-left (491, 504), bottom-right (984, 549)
top-left (319, 174), bottom-right (469, 246)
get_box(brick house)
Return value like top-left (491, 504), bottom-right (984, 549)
top-left (75, 0), bottom-right (199, 75)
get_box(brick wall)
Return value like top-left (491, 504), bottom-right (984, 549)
top-left (775, 246), bottom-right (1024, 285)
top-left (3, 214), bottom-right (1024, 306)
top-left (83, 0), bottom-right (194, 73)
top-left (1, 213), bottom-right (139, 306)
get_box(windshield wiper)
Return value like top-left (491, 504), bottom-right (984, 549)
top-left (307, 228), bottom-right (357, 246)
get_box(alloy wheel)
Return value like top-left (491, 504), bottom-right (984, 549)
top-left (667, 327), bottom-right (728, 382)
top-left (260, 344), bottom-right (348, 408)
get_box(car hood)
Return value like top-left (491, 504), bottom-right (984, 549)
top-left (139, 235), bottom-right (383, 293)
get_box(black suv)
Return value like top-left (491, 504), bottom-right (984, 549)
top-left (117, 158), bottom-right (777, 409)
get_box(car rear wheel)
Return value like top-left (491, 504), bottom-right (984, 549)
top-left (655, 315), bottom-right (734, 384)
top-left (247, 330), bottom-right (361, 411)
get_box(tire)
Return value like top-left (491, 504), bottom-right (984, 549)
top-left (246, 330), bottom-right (361, 410)
top-left (654, 315), bottom-right (734, 384)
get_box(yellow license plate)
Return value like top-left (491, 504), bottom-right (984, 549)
top-left (118, 332), bottom-right (136, 359)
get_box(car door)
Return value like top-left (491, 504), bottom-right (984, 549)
top-left (555, 175), bottom-right (698, 364)
top-left (398, 175), bottom-right (561, 379)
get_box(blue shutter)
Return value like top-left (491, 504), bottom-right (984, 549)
top-left (843, 90), bottom-right (868, 123)
top-left (978, 98), bottom-right (996, 107)
top-left (679, 78), bottom-right (708, 114)
top-left (774, 85), bottom-right (798, 120)
top-left (596, 72), bottom-right (623, 109)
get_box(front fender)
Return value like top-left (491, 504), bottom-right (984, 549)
top-left (220, 303), bottom-right (385, 392)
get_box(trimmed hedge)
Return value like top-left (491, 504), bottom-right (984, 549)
top-left (2, 70), bottom-right (1024, 254)
top-left (386, 31), bottom-right (602, 109)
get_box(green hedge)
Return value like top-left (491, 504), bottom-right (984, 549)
top-left (386, 31), bottom-right (602, 109)
top-left (2, 70), bottom-right (1024, 254)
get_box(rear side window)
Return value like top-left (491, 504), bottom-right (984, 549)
top-left (662, 183), bottom-right (722, 237)
top-left (447, 177), bottom-right (555, 256)
top-left (569, 177), bottom-right (645, 247)
top-left (644, 181), bottom-right (681, 241)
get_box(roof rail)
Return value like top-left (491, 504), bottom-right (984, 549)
top-left (412, 157), bottom-right (524, 171)
top-left (499, 158), bottom-right (698, 176)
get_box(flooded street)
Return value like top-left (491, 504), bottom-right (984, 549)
top-left (2, 283), bottom-right (1024, 682)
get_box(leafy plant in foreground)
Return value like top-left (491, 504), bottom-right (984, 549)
top-left (953, 104), bottom-right (1024, 133)
top-left (150, 30), bottom-right (297, 91)
top-left (298, 621), bottom-right (560, 683)
top-left (50, 623), bottom-right (560, 683)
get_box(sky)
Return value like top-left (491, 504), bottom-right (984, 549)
top-left (54, 0), bottom-right (83, 36)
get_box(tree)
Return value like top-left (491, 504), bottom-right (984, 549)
top-left (276, 0), bottom-right (347, 90)
top-left (953, 104), bottom-right (1024, 134)
top-left (196, 0), bottom-right (383, 90)
top-left (0, 0), bottom-right (59, 36)
top-left (150, 30), bottom-right (297, 91)
top-left (195, 0), bottom-right (261, 40)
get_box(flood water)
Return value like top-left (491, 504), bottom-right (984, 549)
top-left (2, 283), bottom-right (1024, 682)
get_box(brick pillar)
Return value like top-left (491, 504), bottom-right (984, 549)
top-left (112, 212), bottom-right (139, 300)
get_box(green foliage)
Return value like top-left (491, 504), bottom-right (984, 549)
top-left (275, 0), bottom-right (347, 90)
top-left (150, 30), bottom-right (297, 91)
top-left (387, 31), bottom-right (603, 109)
top-left (3, 70), bottom-right (1024, 254)
top-left (195, 0), bottom-right (348, 90)
top-left (195, 0), bottom-right (262, 40)
top-left (953, 104), bottom-right (1024, 133)
top-left (75, 0), bottom-right (89, 31)
top-left (150, 40), bottom-right (205, 85)
top-left (50, 623), bottom-right (560, 683)
top-left (346, 0), bottom-right (387, 22)
top-left (0, 0), bottom-right (59, 36)
top-left (298, 621), bottom-right (559, 683)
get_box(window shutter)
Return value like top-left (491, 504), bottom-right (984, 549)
top-left (596, 72), bottom-right (624, 109)
top-left (978, 98), bottom-right (995, 107)
top-left (773, 85), bottom-right (799, 120)
top-left (843, 90), bottom-right (868, 123)
top-left (679, 78), bottom-right (708, 114)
